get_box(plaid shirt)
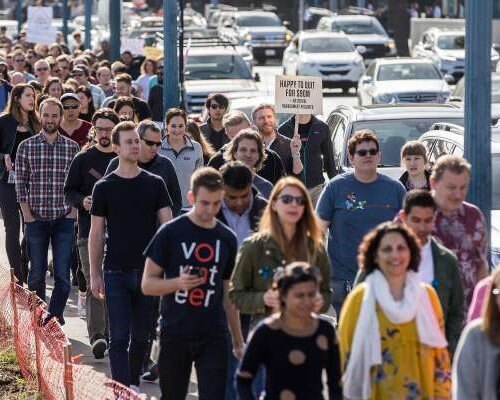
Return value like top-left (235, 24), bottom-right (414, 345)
top-left (15, 132), bottom-right (79, 220)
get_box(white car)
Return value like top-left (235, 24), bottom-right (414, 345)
top-left (358, 58), bottom-right (450, 105)
top-left (418, 124), bottom-right (500, 266)
top-left (412, 28), bottom-right (499, 83)
top-left (282, 31), bottom-right (365, 93)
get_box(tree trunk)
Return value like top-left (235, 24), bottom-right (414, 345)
top-left (387, 0), bottom-right (410, 56)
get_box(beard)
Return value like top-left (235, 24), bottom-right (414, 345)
top-left (98, 138), bottom-right (110, 147)
top-left (43, 123), bottom-right (58, 134)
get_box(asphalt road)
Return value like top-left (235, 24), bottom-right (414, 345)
top-left (0, 60), bottom-right (353, 400)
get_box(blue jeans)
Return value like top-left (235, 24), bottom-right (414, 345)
top-left (331, 279), bottom-right (352, 319)
top-left (25, 217), bottom-right (74, 318)
top-left (104, 270), bottom-right (152, 387)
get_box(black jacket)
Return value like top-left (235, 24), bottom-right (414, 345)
top-left (106, 154), bottom-right (182, 217)
top-left (207, 144), bottom-right (285, 184)
top-left (199, 119), bottom-right (229, 151)
top-left (216, 189), bottom-right (267, 233)
top-left (399, 170), bottom-right (431, 191)
top-left (0, 114), bottom-right (32, 180)
top-left (278, 115), bottom-right (337, 188)
top-left (148, 84), bottom-right (163, 122)
top-left (107, 96), bottom-right (151, 122)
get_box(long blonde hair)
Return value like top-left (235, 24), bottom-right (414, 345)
top-left (258, 177), bottom-right (323, 262)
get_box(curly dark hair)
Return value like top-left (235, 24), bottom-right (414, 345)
top-left (358, 221), bottom-right (421, 275)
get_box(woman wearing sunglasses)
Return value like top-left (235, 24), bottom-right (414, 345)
top-left (230, 176), bottom-right (331, 333)
top-left (236, 262), bottom-right (342, 400)
top-left (453, 267), bottom-right (500, 399)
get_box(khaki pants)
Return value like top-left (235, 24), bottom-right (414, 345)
top-left (78, 238), bottom-right (108, 343)
top-left (308, 184), bottom-right (325, 208)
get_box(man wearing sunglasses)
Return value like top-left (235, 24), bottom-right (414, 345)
top-left (64, 109), bottom-right (119, 359)
top-left (316, 130), bottom-right (406, 317)
top-left (106, 120), bottom-right (182, 217)
top-left (34, 59), bottom-right (50, 87)
top-left (71, 65), bottom-right (106, 108)
top-left (199, 93), bottom-right (229, 151)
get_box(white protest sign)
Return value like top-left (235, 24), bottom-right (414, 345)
top-left (26, 7), bottom-right (56, 44)
top-left (274, 75), bottom-right (323, 115)
top-left (121, 38), bottom-right (145, 56)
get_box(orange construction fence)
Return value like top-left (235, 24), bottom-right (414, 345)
top-left (0, 265), bottom-right (141, 400)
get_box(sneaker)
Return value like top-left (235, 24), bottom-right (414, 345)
top-left (77, 291), bottom-right (86, 318)
top-left (92, 338), bottom-right (107, 359)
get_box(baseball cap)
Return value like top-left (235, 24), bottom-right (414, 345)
top-left (60, 92), bottom-right (80, 103)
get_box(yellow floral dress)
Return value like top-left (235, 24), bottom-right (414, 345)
top-left (338, 283), bottom-right (451, 400)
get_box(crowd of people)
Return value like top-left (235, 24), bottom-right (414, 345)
top-left (0, 34), bottom-right (498, 400)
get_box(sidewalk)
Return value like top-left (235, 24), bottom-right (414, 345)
top-left (0, 225), bottom-right (199, 399)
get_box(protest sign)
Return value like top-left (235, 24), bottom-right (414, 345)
top-left (274, 75), bottom-right (323, 115)
top-left (121, 38), bottom-right (145, 56)
top-left (27, 7), bottom-right (56, 44)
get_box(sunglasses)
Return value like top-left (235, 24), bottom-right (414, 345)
top-left (277, 194), bottom-right (305, 206)
top-left (142, 138), bottom-right (162, 147)
top-left (209, 103), bottom-right (225, 110)
top-left (355, 148), bottom-right (378, 157)
top-left (63, 104), bottom-right (79, 110)
top-left (36, 67), bottom-right (48, 71)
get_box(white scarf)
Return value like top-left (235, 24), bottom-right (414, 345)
top-left (342, 270), bottom-right (448, 400)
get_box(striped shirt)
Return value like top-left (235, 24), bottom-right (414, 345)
top-left (15, 131), bottom-right (79, 220)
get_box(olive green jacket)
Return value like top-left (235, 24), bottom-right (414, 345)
top-left (229, 233), bottom-right (332, 319)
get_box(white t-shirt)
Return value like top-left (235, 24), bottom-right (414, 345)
top-left (417, 240), bottom-right (434, 284)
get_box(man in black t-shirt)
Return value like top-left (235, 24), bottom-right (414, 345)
top-left (64, 109), bottom-right (119, 360)
top-left (89, 121), bottom-right (172, 391)
top-left (142, 167), bottom-right (244, 400)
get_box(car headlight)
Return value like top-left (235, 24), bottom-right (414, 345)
top-left (244, 33), bottom-right (252, 42)
top-left (440, 56), bottom-right (456, 63)
top-left (437, 92), bottom-right (450, 103)
top-left (300, 62), bottom-right (318, 69)
top-left (374, 93), bottom-right (396, 104)
top-left (491, 249), bottom-right (500, 267)
top-left (285, 32), bottom-right (292, 41)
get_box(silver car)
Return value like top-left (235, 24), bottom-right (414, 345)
top-left (358, 58), bottom-right (450, 106)
top-left (413, 28), bottom-right (499, 84)
top-left (418, 124), bottom-right (500, 266)
top-left (282, 31), bottom-right (365, 93)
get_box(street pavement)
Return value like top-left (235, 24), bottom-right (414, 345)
top-left (0, 62), bottom-right (358, 400)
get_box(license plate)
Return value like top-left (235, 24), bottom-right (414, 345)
top-left (265, 49), bottom-right (276, 56)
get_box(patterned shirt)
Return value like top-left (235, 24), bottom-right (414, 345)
top-left (433, 201), bottom-right (488, 307)
top-left (15, 132), bottom-right (79, 220)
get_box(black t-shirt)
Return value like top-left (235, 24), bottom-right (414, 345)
top-left (4, 128), bottom-right (31, 183)
top-left (298, 119), bottom-right (313, 141)
top-left (237, 317), bottom-right (342, 400)
top-left (91, 170), bottom-right (171, 271)
top-left (144, 215), bottom-right (237, 337)
top-left (64, 146), bottom-right (117, 238)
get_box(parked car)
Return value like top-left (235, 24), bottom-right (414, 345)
top-left (449, 73), bottom-right (500, 121)
top-left (418, 124), bottom-right (500, 266)
top-left (357, 58), bottom-right (451, 106)
top-left (316, 14), bottom-right (396, 61)
top-left (325, 103), bottom-right (463, 178)
top-left (412, 28), bottom-right (500, 83)
top-left (218, 10), bottom-right (293, 63)
top-left (282, 30), bottom-right (365, 93)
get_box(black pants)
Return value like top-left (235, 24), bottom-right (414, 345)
top-left (0, 182), bottom-right (25, 283)
top-left (159, 332), bottom-right (228, 400)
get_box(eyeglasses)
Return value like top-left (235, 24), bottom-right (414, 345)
top-left (277, 194), bottom-right (306, 206)
top-left (210, 103), bottom-right (225, 110)
top-left (95, 127), bottom-right (113, 134)
top-left (142, 138), bottom-right (162, 147)
top-left (36, 67), bottom-right (49, 71)
top-left (354, 148), bottom-right (379, 157)
top-left (63, 104), bottom-right (79, 110)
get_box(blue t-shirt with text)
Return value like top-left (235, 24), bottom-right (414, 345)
top-left (316, 172), bottom-right (406, 282)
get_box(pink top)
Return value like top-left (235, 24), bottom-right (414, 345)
top-left (467, 276), bottom-right (492, 322)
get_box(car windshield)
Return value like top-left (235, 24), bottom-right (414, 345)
top-left (437, 34), bottom-right (465, 50)
top-left (352, 118), bottom-right (464, 166)
top-left (236, 14), bottom-right (281, 27)
top-left (331, 19), bottom-right (385, 35)
top-left (493, 155), bottom-right (500, 209)
top-left (185, 54), bottom-right (252, 80)
top-left (301, 37), bottom-right (354, 53)
top-left (377, 63), bottom-right (441, 81)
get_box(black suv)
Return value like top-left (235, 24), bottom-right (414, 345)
top-left (326, 104), bottom-right (464, 178)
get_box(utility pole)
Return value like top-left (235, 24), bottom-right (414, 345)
top-left (109, 0), bottom-right (121, 61)
top-left (62, 0), bottom-right (69, 43)
top-left (16, 0), bottom-right (22, 35)
top-left (464, 0), bottom-right (492, 246)
top-left (163, 0), bottom-right (180, 113)
top-left (84, 0), bottom-right (92, 49)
